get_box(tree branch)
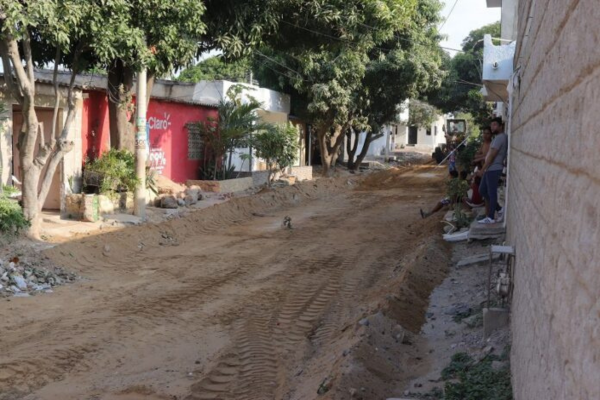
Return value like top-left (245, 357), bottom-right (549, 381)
top-left (37, 139), bottom-right (74, 209)
top-left (22, 28), bottom-right (35, 87)
top-left (0, 39), bottom-right (24, 103)
top-left (5, 37), bottom-right (32, 97)
top-left (50, 47), bottom-right (61, 147)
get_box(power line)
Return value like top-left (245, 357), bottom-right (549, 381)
top-left (439, 0), bottom-right (460, 31)
top-left (281, 19), bottom-right (463, 55)
top-left (253, 49), bottom-right (307, 80)
top-left (357, 21), bottom-right (464, 53)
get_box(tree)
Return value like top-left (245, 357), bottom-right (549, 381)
top-left (0, 0), bottom-right (131, 237)
top-left (408, 100), bottom-right (440, 128)
top-left (253, 0), bottom-right (445, 175)
top-left (252, 123), bottom-right (299, 186)
top-left (425, 21), bottom-right (500, 125)
top-left (102, 1), bottom-right (206, 151)
top-left (188, 86), bottom-right (263, 180)
top-left (177, 56), bottom-right (252, 83)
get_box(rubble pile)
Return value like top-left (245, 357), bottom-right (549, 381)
top-left (0, 258), bottom-right (77, 297)
top-left (154, 175), bottom-right (204, 209)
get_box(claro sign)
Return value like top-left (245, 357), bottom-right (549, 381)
top-left (148, 112), bottom-right (171, 131)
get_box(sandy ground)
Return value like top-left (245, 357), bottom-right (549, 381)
top-left (0, 164), bottom-right (453, 400)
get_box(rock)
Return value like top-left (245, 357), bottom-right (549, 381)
top-left (358, 318), bottom-right (370, 327)
top-left (10, 274), bottom-right (27, 291)
top-left (477, 345), bottom-right (494, 361)
top-left (160, 195), bottom-right (179, 209)
top-left (185, 188), bottom-right (201, 201)
top-left (184, 194), bottom-right (197, 207)
top-left (317, 377), bottom-right (332, 395)
top-left (177, 198), bottom-right (185, 207)
top-left (491, 360), bottom-right (507, 371)
top-left (445, 303), bottom-right (471, 316)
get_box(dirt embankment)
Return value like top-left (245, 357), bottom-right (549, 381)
top-left (0, 166), bottom-right (450, 400)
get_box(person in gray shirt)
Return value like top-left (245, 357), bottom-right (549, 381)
top-left (477, 117), bottom-right (508, 224)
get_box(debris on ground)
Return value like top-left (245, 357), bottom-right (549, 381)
top-left (0, 257), bottom-right (77, 297)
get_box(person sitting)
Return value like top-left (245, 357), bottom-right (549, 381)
top-left (420, 170), bottom-right (461, 219)
top-left (463, 175), bottom-right (484, 209)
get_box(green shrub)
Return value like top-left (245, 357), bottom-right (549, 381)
top-left (0, 197), bottom-right (29, 234)
top-left (2, 185), bottom-right (20, 197)
top-left (84, 149), bottom-right (140, 196)
top-left (443, 351), bottom-right (513, 400)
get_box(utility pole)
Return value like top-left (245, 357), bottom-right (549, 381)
top-left (134, 64), bottom-right (147, 219)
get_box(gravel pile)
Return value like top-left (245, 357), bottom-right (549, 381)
top-left (0, 257), bottom-right (77, 297)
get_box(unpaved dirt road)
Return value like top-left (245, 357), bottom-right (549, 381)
top-left (0, 166), bottom-right (450, 400)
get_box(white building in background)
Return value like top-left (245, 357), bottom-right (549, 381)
top-left (403, 114), bottom-right (446, 152)
top-left (189, 80), bottom-right (292, 173)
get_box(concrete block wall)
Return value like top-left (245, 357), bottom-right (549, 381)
top-left (508, 1), bottom-right (600, 399)
top-left (290, 166), bottom-right (313, 181)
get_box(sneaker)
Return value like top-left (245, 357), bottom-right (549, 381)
top-left (476, 214), bottom-right (487, 221)
top-left (496, 208), bottom-right (504, 221)
top-left (478, 217), bottom-right (496, 224)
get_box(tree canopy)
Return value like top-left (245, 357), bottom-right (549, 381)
top-left (425, 21), bottom-right (501, 124)
top-left (252, 0), bottom-right (445, 173)
top-left (177, 56), bottom-right (252, 83)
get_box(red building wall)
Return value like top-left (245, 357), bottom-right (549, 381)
top-left (81, 90), bottom-right (216, 183)
top-left (81, 91), bottom-right (111, 162)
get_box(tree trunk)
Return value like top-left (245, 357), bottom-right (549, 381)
top-left (318, 124), bottom-right (345, 176)
top-left (346, 128), bottom-right (360, 170)
top-left (108, 59), bottom-right (134, 151)
top-left (352, 131), bottom-right (376, 171)
top-left (19, 101), bottom-right (40, 234)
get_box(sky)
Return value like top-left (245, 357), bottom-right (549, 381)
top-left (438, 0), bottom-right (501, 54)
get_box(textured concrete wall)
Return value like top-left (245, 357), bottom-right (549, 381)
top-left (187, 177), bottom-right (254, 193)
top-left (508, 1), bottom-right (600, 399)
top-left (290, 166), bottom-right (313, 182)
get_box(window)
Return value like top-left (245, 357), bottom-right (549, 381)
top-left (426, 128), bottom-right (432, 136)
top-left (187, 124), bottom-right (202, 160)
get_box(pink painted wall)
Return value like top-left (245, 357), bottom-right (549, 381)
top-left (81, 90), bottom-right (216, 183)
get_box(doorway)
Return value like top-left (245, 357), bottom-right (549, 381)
top-left (12, 107), bottom-right (62, 210)
top-left (408, 126), bottom-right (418, 145)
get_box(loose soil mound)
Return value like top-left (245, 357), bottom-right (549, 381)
top-left (359, 165), bottom-right (445, 191)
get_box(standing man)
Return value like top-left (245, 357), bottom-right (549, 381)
top-left (477, 117), bottom-right (508, 224)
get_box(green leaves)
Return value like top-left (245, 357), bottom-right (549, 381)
top-left (408, 99), bottom-right (440, 128)
top-left (84, 149), bottom-right (140, 195)
top-left (177, 56), bottom-right (251, 83)
top-left (252, 123), bottom-right (300, 182)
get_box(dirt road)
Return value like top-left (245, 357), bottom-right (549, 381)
top-left (0, 166), bottom-right (450, 400)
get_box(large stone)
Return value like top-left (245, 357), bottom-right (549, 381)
top-left (10, 274), bottom-right (27, 291)
top-left (184, 194), bottom-right (197, 206)
top-left (160, 195), bottom-right (179, 209)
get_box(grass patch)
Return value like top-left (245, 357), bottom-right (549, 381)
top-left (441, 350), bottom-right (513, 400)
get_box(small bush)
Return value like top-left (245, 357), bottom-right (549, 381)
top-left (84, 149), bottom-right (140, 195)
top-left (443, 351), bottom-right (513, 400)
top-left (0, 197), bottom-right (29, 234)
top-left (2, 185), bottom-right (20, 197)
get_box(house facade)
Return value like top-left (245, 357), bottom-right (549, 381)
top-left (485, 0), bottom-right (600, 399)
top-left (0, 72), bottom-right (292, 214)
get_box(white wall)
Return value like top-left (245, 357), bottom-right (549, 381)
top-left (402, 115), bottom-right (446, 150)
